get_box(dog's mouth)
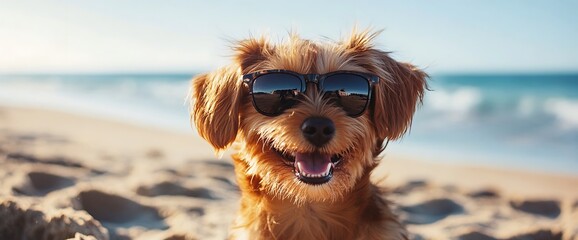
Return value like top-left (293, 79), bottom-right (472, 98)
top-left (274, 147), bottom-right (343, 185)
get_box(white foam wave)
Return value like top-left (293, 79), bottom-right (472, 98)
top-left (544, 98), bottom-right (578, 130)
top-left (425, 87), bottom-right (482, 121)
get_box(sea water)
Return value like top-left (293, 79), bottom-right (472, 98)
top-left (393, 74), bottom-right (578, 174)
top-left (1, 73), bottom-right (576, 174)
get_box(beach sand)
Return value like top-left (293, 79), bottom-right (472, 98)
top-left (1, 106), bottom-right (577, 240)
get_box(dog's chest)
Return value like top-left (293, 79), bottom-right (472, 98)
top-left (261, 205), bottom-right (358, 240)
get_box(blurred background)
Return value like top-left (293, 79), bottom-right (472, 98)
top-left (1, 0), bottom-right (577, 174)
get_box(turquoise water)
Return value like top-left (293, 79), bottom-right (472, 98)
top-left (1, 73), bottom-right (577, 174)
top-left (391, 74), bottom-right (578, 174)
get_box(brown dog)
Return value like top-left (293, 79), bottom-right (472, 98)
top-left (190, 29), bottom-right (427, 240)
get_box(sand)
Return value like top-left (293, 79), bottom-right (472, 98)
top-left (0, 105), bottom-right (577, 240)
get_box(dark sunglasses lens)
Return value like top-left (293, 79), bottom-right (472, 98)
top-left (252, 73), bottom-right (302, 115)
top-left (322, 74), bottom-right (370, 116)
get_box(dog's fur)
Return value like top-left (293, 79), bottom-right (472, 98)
top-left (190, 29), bottom-right (427, 240)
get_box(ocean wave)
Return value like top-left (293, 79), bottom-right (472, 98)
top-left (544, 98), bottom-right (578, 130)
top-left (424, 87), bottom-right (482, 121)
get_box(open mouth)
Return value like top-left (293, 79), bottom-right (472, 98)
top-left (274, 147), bottom-right (343, 185)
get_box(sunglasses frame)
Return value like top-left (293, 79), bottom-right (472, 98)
top-left (242, 69), bottom-right (379, 117)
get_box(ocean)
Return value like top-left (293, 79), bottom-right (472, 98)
top-left (1, 73), bottom-right (577, 174)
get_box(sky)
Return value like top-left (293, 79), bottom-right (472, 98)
top-left (1, 0), bottom-right (577, 74)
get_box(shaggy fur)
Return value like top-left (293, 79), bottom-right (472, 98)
top-left (190, 29), bottom-right (427, 240)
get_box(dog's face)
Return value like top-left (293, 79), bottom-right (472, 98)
top-left (191, 30), bottom-right (426, 204)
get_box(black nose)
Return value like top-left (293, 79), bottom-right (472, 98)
top-left (301, 117), bottom-right (335, 147)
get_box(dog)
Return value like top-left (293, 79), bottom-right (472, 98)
top-left (190, 29), bottom-right (427, 240)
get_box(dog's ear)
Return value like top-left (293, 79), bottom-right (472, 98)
top-left (190, 66), bottom-right (242, 152)
top-left (370, 50), bottom-right (428, 140)
top-left (342, 29), bottom-right (427, 140)
top-left (234, 37), bottom-right (275, 72)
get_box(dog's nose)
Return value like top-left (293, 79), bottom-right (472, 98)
top-left (301, 117), bottom-right (335, 147)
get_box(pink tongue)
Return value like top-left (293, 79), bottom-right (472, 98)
top-left (295, 152), bottom-right (332, 175)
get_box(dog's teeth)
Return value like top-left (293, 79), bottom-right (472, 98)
top-left (322, 165), bottom-right (330, 176)
top-left (300, 171), bottom-right (333, 178)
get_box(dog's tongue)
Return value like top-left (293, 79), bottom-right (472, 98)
top-left (294, 152), bottom-right (332, 176)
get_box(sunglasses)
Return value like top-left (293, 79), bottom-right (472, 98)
top-left (243, 70), bottom-right (379, 117)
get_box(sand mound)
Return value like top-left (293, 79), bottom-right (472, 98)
top-left (0, 200), bottom-right (108, 240)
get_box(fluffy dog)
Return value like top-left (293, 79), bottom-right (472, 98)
top-left (190, 29), bottom-right (427, 240)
